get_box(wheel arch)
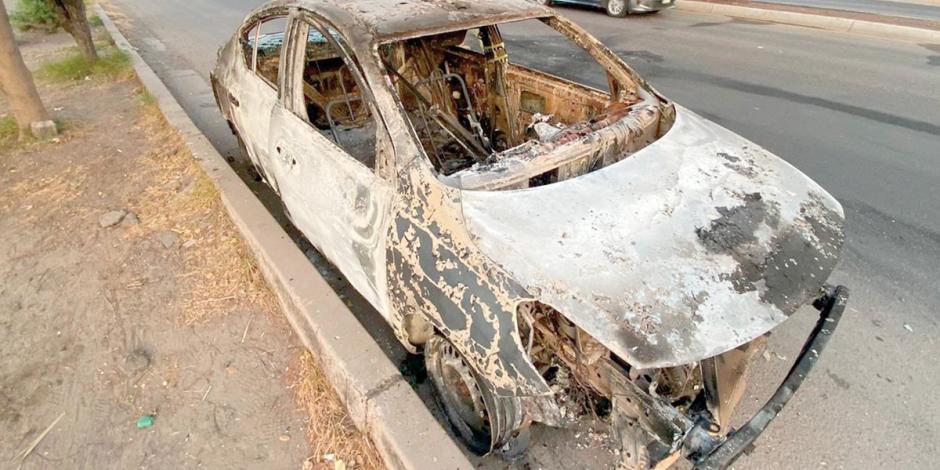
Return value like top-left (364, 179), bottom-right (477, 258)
top-left (385, 159), bottom-right (551, 398)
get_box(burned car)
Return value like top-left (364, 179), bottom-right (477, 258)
top-left (211, 0), bottom-right (849, 468)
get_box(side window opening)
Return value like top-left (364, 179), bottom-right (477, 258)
top-left (250, 16), bottom-right (288, 89)
top-left (499, 19), bottom-right (611, 93)
top-left (296, 20), bottom-right (378, 170)
top-left (241, 21), bottom-right (259, 69)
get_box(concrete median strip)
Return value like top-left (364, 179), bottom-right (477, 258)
top-left (678, 0), bottom-right (940, 42)
top-left (94, 5), bottom-right (473, 470)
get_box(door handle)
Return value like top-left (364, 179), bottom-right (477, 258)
top-left (228, 92), bottom-right (240, 107)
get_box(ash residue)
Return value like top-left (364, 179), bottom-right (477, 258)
top-left (696, 192), bottom-right (768, 253)
top-left (547, 363), bottom-right (609, 426)
top-left (696, 190), bottom-right (845, 312)
top-left (697, 193), bottom-right (781, 295)
top-left (718, 151), bottom-right (759, 178)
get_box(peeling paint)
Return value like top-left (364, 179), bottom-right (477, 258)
top-left (212, 0), bottom-right (847, 463)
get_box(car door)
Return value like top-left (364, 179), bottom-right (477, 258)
top-left (228, 14), bottom-right (288, 192)
top-left (267, 14), bottom-right (394, 317)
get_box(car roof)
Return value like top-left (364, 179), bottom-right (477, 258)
top-left (273, 0), bottom-right (552, 42)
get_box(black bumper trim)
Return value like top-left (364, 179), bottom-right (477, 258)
top-left (691, 285), bottom-right (850, 470)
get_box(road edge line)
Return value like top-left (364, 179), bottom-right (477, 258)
top-left (94, 5), bottom-right (472, 470)
top-left (678, 0), bottom-right (940, 42)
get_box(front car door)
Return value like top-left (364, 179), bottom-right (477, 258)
top-left (267, 12), bottom-right (395, 316)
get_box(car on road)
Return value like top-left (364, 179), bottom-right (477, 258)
top-left (537, 0), bottom-right (677, 17)
top-left (211, 0), bottom-right (849, 468)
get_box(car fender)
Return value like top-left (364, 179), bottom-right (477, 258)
top-left (386, 159), bottom-right (551, 398)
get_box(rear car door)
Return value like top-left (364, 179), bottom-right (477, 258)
top-left (228, 14), bottom-right (288, 191)
top-left (266, 14), bottom-right (394, 316)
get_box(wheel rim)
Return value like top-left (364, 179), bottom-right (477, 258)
top-left (608, 0), bottom-right (626, 15)
top-left (429, 339), bottom-right (491, 451)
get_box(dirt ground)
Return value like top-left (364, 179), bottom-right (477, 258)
top-left (0, 24), bottom-right (379, 470)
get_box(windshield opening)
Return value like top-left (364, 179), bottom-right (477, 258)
top-left (380, 17), bottom-right (672, 190)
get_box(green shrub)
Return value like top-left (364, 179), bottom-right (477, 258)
top-left (138, 89), bottom-right (157, 107)
top-left (38, 49), bottom-right (132, 82)
top-left (10, 0), bottom-right (59, 32)
top-left (0, 115), bottom-right (18, 145)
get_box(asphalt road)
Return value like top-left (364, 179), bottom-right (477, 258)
top-left (102, 1), bottom-right (940, 468)
top-left (762, 0), bottom-right (940, 20)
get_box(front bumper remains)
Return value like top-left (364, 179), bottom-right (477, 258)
top-left (611, 285), bottom-right (850, 469)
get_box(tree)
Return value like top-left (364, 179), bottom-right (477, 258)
top-left (11, 0), bottom-right (97, 62)
top-left (0, 2), bottom-right (51, 138)
top-left (50, 0), bottom-right (97, 62)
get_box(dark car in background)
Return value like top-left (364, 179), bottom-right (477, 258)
top-left (538, 0), bottom-right (676, 17)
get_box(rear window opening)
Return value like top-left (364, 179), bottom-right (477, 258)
top-left (379, 17), bottom-right (674, 190)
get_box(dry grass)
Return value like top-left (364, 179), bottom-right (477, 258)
top-left (0, 162), bottom-right (90, 223)
top-left (126, 104), bottom-right (275, 325)
top-left (4, 26), bottom-right (386, 468)
top-left (292, 351), bottom-right (385, 470)
top-left (99, 1), bottom-right (132, 33)
top-left (131, 101), bottom-right (384, 469)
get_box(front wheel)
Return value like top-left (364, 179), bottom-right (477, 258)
top-left (606, 0), bottom-right (629, 17)
top-left (424, 335), bottom-right (529, 456)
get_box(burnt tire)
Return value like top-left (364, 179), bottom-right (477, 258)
top-left (606, 0), bottom-right (629, 17)
top-left (425, 335), bottom-right (529, 456)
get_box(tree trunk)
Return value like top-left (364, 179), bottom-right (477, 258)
top-left (52, 0), bottom-right (97, 62)
top-left (0, 4), bottom-right (50, 136)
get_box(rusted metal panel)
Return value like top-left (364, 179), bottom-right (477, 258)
top-left (385, 160), bottom-right (552, 397)
top-left (459, 106), bottom-right (845, 369)
top-left (213, 2), bottom-right (849, 462)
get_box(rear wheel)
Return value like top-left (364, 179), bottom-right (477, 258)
top-left (425, 335), bottom-right (529, 456)
top-left (606, 0), bottom-right (629, 17)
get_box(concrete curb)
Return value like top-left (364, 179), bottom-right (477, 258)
top-left (95, 5), bottom-right (472, 470)
top-left (678, 0), bottom-right (940, 42)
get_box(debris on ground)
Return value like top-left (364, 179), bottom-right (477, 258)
top-left (16, 411), bottom-right (65, 465)
top-left (157, 229), bottom-right (179, 248)
top-left (136, 414), bottom-right (156, 429)
top-left (98, 208), bottom-right (127, 227)
top-left (122, 210), bottom-right (140, 226)
top-left (0, 24), bottom-right (383, 469)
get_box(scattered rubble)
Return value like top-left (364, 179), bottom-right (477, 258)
top-left (122, 211), bottom-right (140, 226)
top-left (158, 229), bottom-right (179, 248)
top-left (98, 209), bottom-right (127, 227)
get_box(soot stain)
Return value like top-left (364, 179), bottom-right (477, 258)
top-left (697, 192), bottom-right (767, 254)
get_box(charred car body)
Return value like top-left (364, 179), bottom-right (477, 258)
top-left (211, 1), bottom-right (849, 468)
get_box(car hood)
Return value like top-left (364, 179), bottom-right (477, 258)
top-left (459, 106), bottom-right (845, 368)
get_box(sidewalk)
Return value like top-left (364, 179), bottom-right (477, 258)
top-left (0, 22), bottom-right (380, 470)
top-left (689, 0), bottom-right (940, 30)
top-left (760, 0), bottom-right (940, 21)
